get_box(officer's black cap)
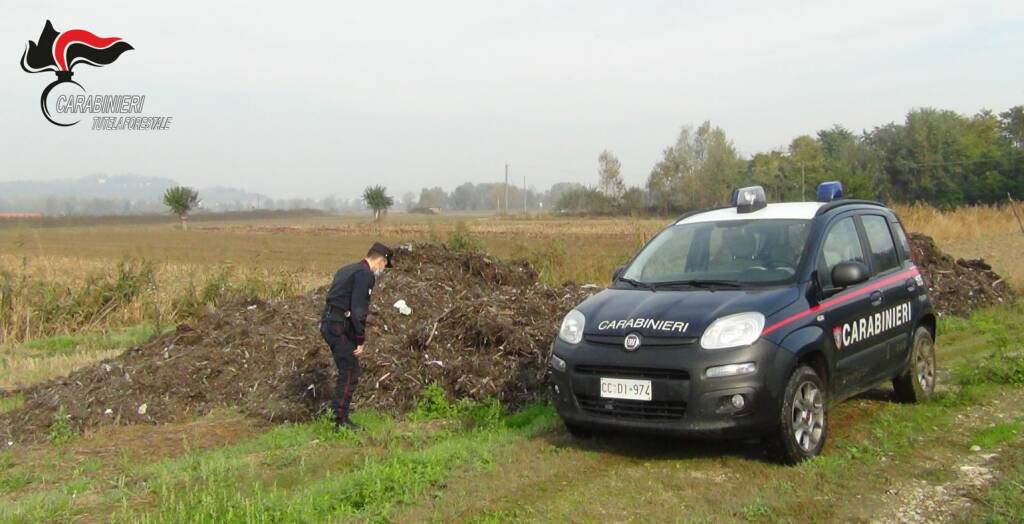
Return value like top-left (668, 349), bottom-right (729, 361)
top-left (368, 242), bottom-right (394, 268)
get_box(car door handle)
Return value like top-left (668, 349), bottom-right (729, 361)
top-left (870, 290), bottom-right (884, 307)
top-left (905, 278), bottom-right (917, 293)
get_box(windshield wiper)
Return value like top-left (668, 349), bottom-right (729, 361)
top-left (650, 279), bottom-right (742, 290)
top-left (618, 277), bottom-right (653, 290)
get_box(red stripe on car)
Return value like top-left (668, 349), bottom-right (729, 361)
top-left (762, 266), bottom-right (920, 336)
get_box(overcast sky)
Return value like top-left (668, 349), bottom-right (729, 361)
top-left (2, 1), bottom-right (1023, 200)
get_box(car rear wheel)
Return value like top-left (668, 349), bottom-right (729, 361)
top-left (893, 326), bottom-right (936, 403)
top-left (775, 365), bottom-right (828, 464)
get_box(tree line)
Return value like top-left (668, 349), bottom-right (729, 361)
top-left (403, 182), bottom-right (587, 213)
top-left (552, 105), bottom-right (1024, 215)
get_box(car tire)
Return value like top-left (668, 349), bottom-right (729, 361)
top-left (564, 421), bottom-right (594, 439)
top-left (893, 326), bottom-right (936, 403)
top-left (775, 365), bottom-right (828, 464)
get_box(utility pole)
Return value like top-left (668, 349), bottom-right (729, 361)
top-left (504, 163), bottom-right (509, 215)
top-left (801, 163), bottom-right (806, 201)
top-left (523, 175), bottom-right (527, 214)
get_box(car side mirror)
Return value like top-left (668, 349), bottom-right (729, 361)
top-left (831, 261), bottom-right (869, 288)
top-left (612, 265), bottom-right (626, 283)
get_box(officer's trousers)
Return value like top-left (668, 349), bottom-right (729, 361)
top-left (320, 320), bottom-right (360, 420)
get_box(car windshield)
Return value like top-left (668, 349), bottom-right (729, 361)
top-left (621, 219), bottom-right (811, 286)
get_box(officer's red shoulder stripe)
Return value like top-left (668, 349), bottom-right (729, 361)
top-left (762, 266), bottom-right (920, 336)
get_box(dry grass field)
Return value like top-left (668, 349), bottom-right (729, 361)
top-left (0, 205), bottom-right (1021, 522)
top-left (896, 203), bottom-right (1024, 288)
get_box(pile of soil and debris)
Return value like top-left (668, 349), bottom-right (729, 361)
top-left (909, 233), bottom-right (1015, 317)
top-left (0, 244), bottom-right (594, 442)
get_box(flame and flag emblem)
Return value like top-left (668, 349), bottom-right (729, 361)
top-left (20, 20), bottom-right (133, 126)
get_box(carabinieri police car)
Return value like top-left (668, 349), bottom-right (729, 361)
top-left (549, 182), bottom-right (936, 463)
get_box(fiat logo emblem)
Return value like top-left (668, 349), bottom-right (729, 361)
top-left (623, 333), bottom-right (642, 352)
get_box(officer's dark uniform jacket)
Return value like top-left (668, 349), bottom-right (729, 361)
top-left (322, 260), bottom-right (375, 345)
top-left (320, 259), bottom-right (375, 421)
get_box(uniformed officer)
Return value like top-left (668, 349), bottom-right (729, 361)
top-left (320, 242), bottom-right (393, 430)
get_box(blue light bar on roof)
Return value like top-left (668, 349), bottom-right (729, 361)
top-left (816, 181), bottom-right (844, 202)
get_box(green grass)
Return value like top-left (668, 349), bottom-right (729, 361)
top-left (0, 403), bottom-right (554, 523)
top-left (47, 406), bottom-right (76, 445)
top-left (962, 440), bottom-right (1024, 524)
top-left (0, 323), bottom-right (170, 389)
top-left (0, 393), bottom-right (561, 523)
top-left (972, 421), bottom-right (1022, 449)
top-left (802, 393), bottom-right (961, 479)
top-left (0, 470), bottom-right (37, 495)
top-left (0, 394), bottom-right (23, 414)
top-left (21, 324), bottom-right (165, 356)
top-left (953, 304), bottom-right (1024, 387)
top-left (407, 383), bottom-right (503, 428)
top-left (112, 403), bottom-right (556, 523)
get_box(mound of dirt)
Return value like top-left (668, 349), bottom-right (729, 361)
top-left (910, 233), bottom-right (1015, 317)
top-left (0, 244), bottom-right (593, 443)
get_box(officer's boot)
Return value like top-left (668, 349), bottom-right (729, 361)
top-left (338, 418), bottom-right (362, 432)
top-left (334, 406), bottom-right (361, 432)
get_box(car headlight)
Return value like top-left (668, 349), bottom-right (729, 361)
top-left (700, 312), bottom-right (765, 350)
top-left (558, 309), bottom-right (586, 345)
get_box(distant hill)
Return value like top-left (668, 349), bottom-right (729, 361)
top-left (0, 174), bottom-right (175, 200)
top-left (0, 174), bottom-right (271, 215)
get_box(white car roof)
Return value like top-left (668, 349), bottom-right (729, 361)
top-left (676, 202), bottom-right (825, 225)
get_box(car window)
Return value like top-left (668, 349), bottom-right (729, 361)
top-left (818, 217), bottom-right (865, 288)
top-left (622, 219), bottom-right (810, 286)
top-left (861, 215), bottom-right (900, 273)
top-left (892, 220), bottom-right (912, 262)
top-left (634, 226), bottom-right (695, 281)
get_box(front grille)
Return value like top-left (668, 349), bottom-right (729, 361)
top-left (575, 364), bottom-right (689, 381)
top-left (584, 334), bottom-right (697, 347)
top-left (576, 395), bottom-right (686, 420)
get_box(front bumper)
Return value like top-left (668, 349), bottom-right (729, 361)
top-left (549, 336), bottom-right (796, 437)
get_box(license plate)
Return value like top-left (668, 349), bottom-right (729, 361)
top-left (599, 377), bottom-right (652, 401)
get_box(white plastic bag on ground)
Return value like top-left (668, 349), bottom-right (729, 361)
top-left (393, 299), bottom-right (412, 315)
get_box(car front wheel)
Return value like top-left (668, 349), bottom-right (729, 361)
top-left (775, 365), bottom-right (828, 464)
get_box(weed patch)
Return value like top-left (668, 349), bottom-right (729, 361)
top-left (0, 469), bottom-right (37, 495)
top-left (972, 421), bottom-right (1022, 449)
top-left (0, 394), bottom-right (23, 414)
top-left (21, 324), bottom-right (163, 356)
top-left (408, 383), bottom-right (504, 429)
top-left (951, 305), bottom-right (1024, 387)
top-left (110, 402), bottom-right (557, 523)
top-left (447, 222), bottom-right (485, 252)
top-left (48, 407), bottom-right (76, 445)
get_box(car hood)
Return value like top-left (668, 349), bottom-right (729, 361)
top-left (576, 286), bottom-right (801, 338)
